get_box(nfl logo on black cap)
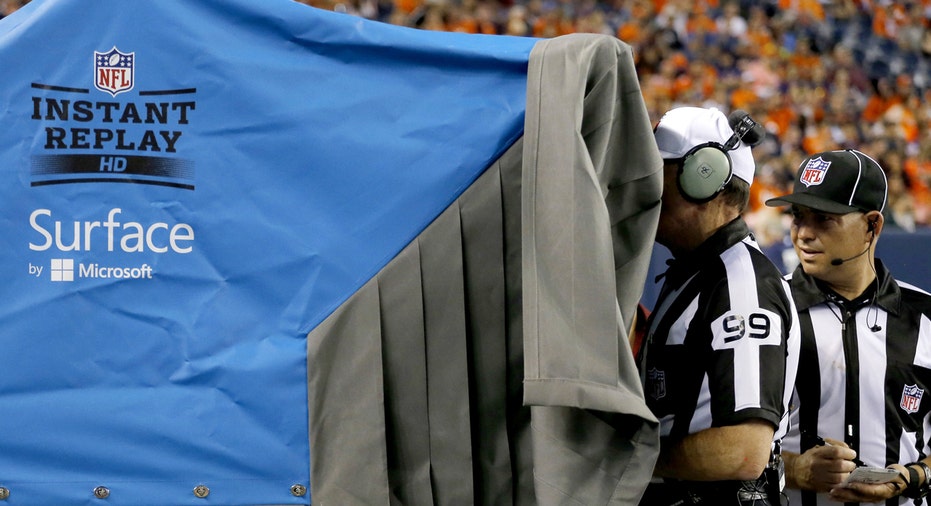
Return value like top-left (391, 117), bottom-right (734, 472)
top-left (764, 149), bottom-right (888, 214)
top-left (800, 157), bottom-right (830, 187)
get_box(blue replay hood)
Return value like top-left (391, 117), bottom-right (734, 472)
top-left (0, 0), bottom-right (536, 503)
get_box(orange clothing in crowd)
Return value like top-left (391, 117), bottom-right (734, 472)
top-left (394, 0), bottom-right (421, 15)
top-left (904, 157), bottom-right (931, 203)
top-left (901, 117), bottom-right (919, 144)
top-left (801, 124), bottom-right (833, 154)
top-left (686, 11), bottom-right (718, 36)
top-left (730, 87), bottom-right (758, 111)
top-left (617, 21), bottom-right (643, 44)
top-left (779, 0), bottom-right (824, 20)
top-left (871, 4), bottom-right (908, 39)
top-left (765, 105), bottom-right (796, 138)
top-left (788, 52), bottom-right (820, 77)
top-left (747, 29), bottom-right (776, 56)
top-left (691, 62), bottom-right (718, 99)
top-left (862, 93), bottom-right (903, 123)
top-left (903, 156), bottom-right (931, 225)
top-left (447, 16), bottom-right (478, 33)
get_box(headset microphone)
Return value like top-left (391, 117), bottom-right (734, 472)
top-left (832, 221), bottom-right (876, 266)
top-left (726, 109), bottom-right (766, 149)
top-left (830, 246), bottom-right (871, 266)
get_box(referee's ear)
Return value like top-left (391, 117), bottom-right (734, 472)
top-left (865, 211), bottom-right (883, 238)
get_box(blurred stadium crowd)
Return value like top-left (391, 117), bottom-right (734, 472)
top-left (4, 0), bottom-right (931, 241)
top-left (296, 0), bottom-right (931, 240)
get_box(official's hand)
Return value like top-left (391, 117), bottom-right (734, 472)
top-left (791, 438), bottom-right (859, 492)
top-left (829, 464), bottom-right (908, 503)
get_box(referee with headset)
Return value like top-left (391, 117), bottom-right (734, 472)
top-left (766, 150), bottom-right (931, 505)
top-left (638, 106), bottom-right (801, 505)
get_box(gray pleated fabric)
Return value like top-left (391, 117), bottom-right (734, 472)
top-left (522, 33), bottom-right (663, 505)
top-left (307, 33), bottom-right (661, 505)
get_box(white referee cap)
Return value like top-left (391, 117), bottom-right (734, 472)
top-left (654, 106), bottom-right (756, 185)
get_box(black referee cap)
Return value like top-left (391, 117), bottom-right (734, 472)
top-left (765, 149), bottom-right (888, 214)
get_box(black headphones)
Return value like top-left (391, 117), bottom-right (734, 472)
top-left (673, 110), bottom-right (765, 203)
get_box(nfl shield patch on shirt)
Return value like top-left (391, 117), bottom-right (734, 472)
top-left (901, 384), bottom-right (924, 414)
top-left (647, 367), bottom-right (666, 400)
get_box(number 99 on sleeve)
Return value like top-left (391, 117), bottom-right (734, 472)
top-left (711, 308), bottom-right (782, 350)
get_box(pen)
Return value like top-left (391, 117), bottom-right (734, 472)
top-left (805, 431), bottom-right (866, 467)
top-left (802, 430), bottom-right (866, 467)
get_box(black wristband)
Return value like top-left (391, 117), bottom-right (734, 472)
top-left (903, 465), bottom-right (925, 499)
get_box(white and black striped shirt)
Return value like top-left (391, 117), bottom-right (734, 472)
top-left (640, 218), bottom-right (801, 449)
top-left (783, 260), bottom-right (931, 506)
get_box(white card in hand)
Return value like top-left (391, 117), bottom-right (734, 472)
top-left (842, 467), bottom-right (901, 486)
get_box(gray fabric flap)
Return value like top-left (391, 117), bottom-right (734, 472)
top-left (521, 33), bottom-right (663, 505)
top-left (522, 33), bottom-right (662, 420)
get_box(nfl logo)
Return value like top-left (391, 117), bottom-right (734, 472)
top-left (800, 156), bottom-right (831, 187)
top-left (901, 384), bottom-right (924, 414)
top-left (647, 367), bottom-right (666, 400)
top-left (94, 47), bottom-right (134, 97)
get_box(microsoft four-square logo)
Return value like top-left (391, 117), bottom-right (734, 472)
top-left (50, 259), bottom-right (74, 282)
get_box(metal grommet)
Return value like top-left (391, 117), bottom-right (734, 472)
top-left (290, 484), bottom-right (307, 497)
top-left (193, 484), bottom-right (210, 498)
top-left (93, 486), bottom-right (110, 499)
top-left (0, 486), bottom-right (9, 500)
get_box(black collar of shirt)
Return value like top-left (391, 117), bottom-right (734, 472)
top-left (658, 217), bottom-right (751, 288)
top-left (789, 258), bottom-right (901, 316)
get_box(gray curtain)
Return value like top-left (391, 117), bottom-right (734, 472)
top-left (307, 33), bottom-right (662, 505)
